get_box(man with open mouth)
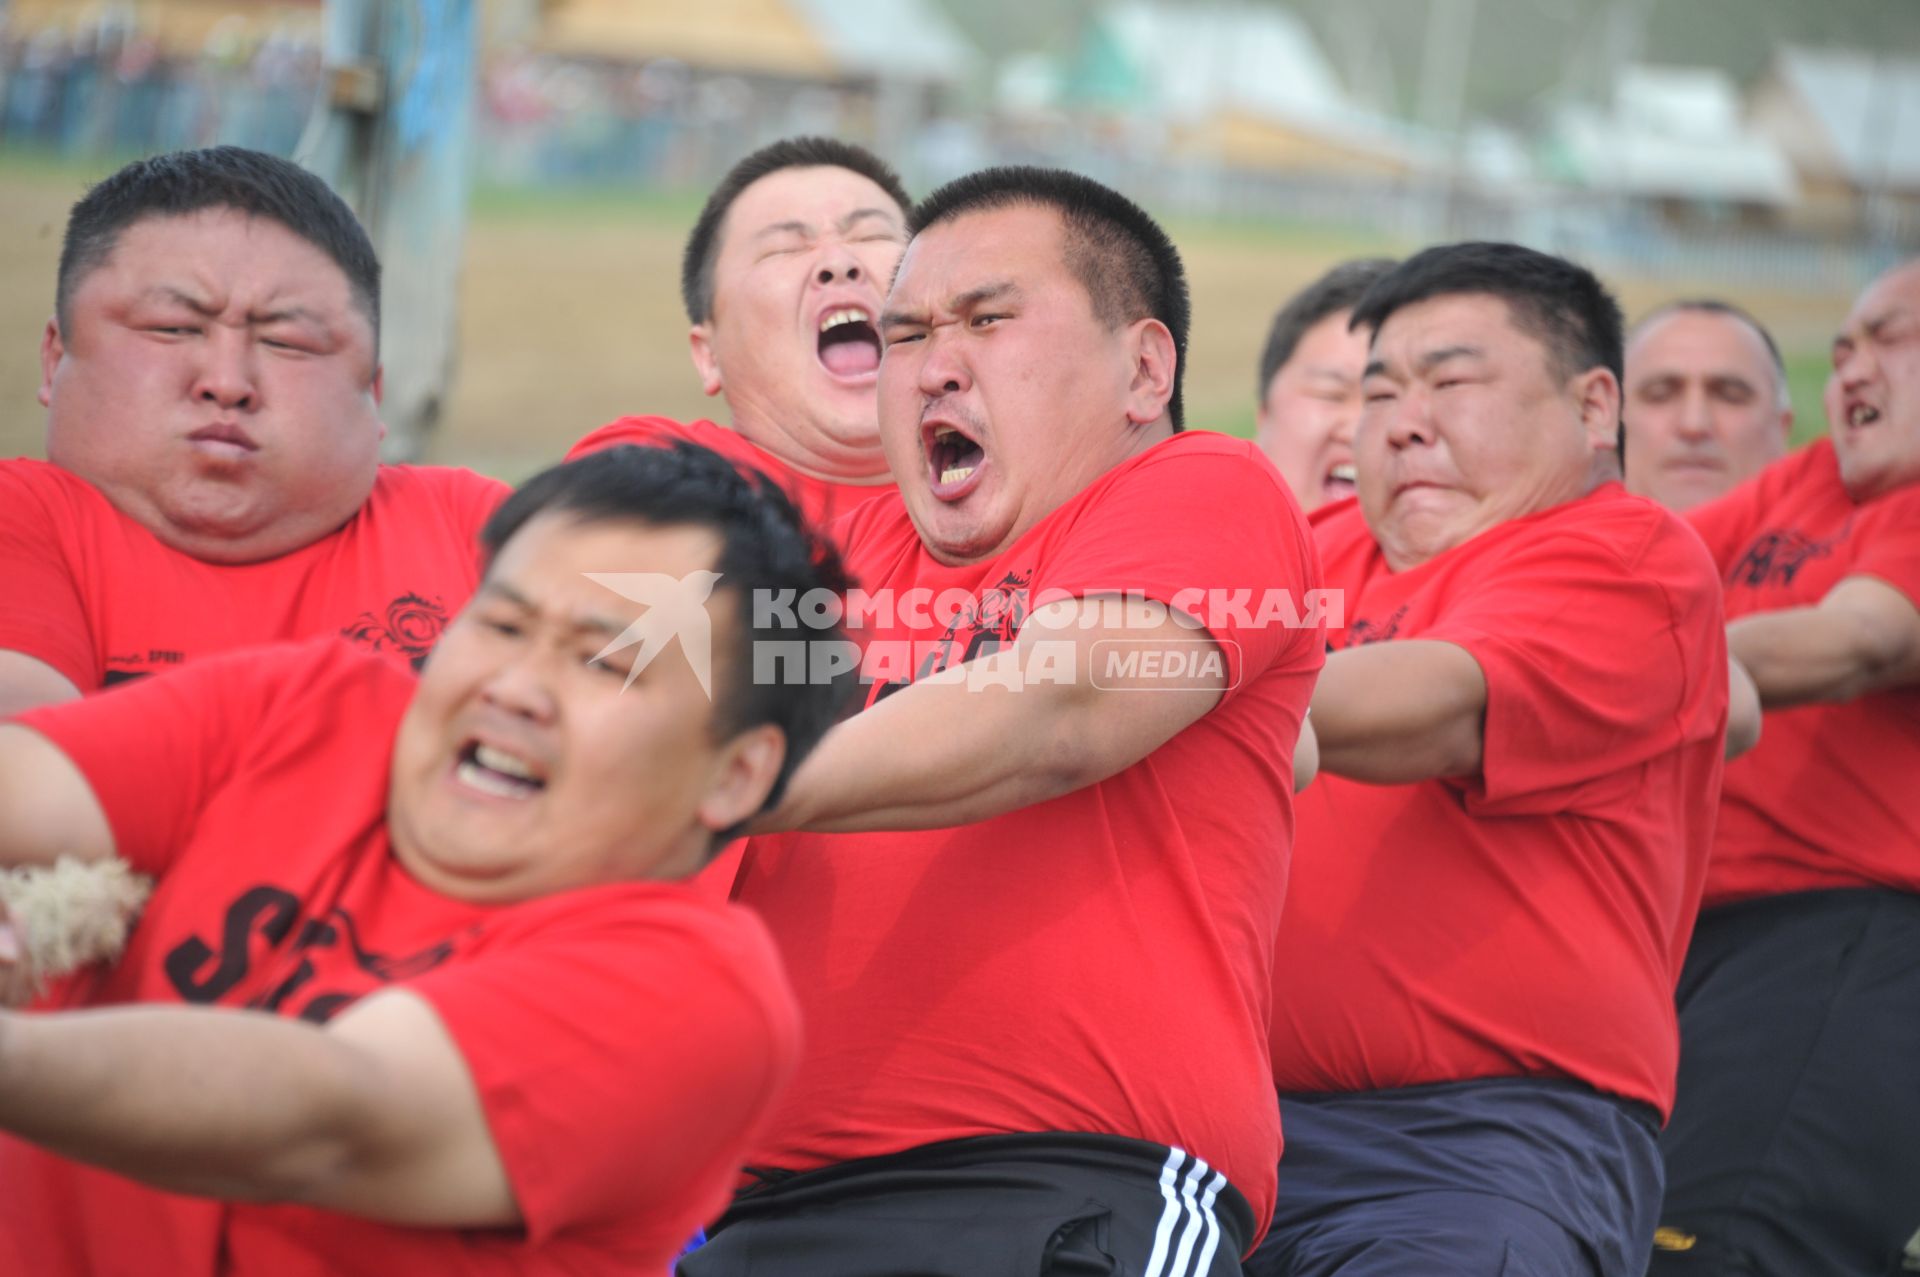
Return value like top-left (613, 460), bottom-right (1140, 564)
top-left (1253, 258), bottom-right (1396, 513)
top-left (0, 443), bottom-right (851, 1277)
top-left (1652, 258), bottom-right (1920, 1276)
top-left (569, 137), bottom-right (908, 532)
top-left (679, 168), bottom-right (1323, 1276)
top-left (0, 146), bottom-right (510, 717)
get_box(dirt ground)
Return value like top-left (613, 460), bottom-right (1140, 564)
top-left (0, 160), bottom-right (1856, 477)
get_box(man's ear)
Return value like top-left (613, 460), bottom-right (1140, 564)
top-left (1573, 366), bottom-right (1622, 454)
top-left (38, 317), bottom-right (63, 408)
top-left (689, 324), bottom-right (723, 398)
top-left (1124, 318), bottom-right (1177, 427)
top-left (371, 364), bottom-right (385, 406)
top-left (697, 724), bottom-right (786, 834)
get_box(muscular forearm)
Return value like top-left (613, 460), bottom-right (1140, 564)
top-left (1730, 607), bottom-right (1915, 707)
top-left (0, 1004), bottom-right (376, 1203)
top-left (768, 607), bottom-right (1225, 832)
top-left (772, 650), bottom-right (1120, 832)
top-left (1312, 640), bottom-right (1486, 784)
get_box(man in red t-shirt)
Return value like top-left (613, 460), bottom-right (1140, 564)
top-left (1651, 259), bottom-right (1920, 1276)
top-left (0, 146), bottom-right (509, 716)
top-left (569, 137), bottom-right (909, 530)
top-left (0, 444), bottom-right (853, 1276)
top-left (1247, 244), bottom-right (1729, 1277)
top-left (675, 169), bottom-right (1323, 1277)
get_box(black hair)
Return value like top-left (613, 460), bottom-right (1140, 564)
top-left (1351, 242), bottom-right (1624, 386)
top-left (681, 136), bottom-right (911, 324)
top-left (1630, 298), bottom-right (1789, 406)
top-left (58, 145), bottom-right (381, 354)
top-left (910, 166), bottom-right (1192, 430)
top-left (1256, 258), bottom-right (1397, 399)
top-left (1351, 241), bottom-right (1625, 454)
top-left (481, 443), bottom-right (855, 840)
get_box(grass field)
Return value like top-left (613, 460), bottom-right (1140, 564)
top-left (0, 151), bottom-right (1847, 479)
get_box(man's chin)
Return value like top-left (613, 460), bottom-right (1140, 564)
top-left (908, 496), bottom-right (1005, 567)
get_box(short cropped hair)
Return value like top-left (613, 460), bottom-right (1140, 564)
top-left (681, 136), bottom-right (911, 324)
top-left (910, 166), bottom-right (1193, 430)
top-left (1256, 257), bottom-right (1397, 399)
top-left (58, 146), bottom-right (381, 353)
top-left (481, 443), bottom-right (855, 838)
top-left (1352, 242), bottom-right (1624, 388)
top-left (1631, 298), bottom-right (1790, 410)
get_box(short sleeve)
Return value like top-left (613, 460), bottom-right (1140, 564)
top-left (8, 641), bottom-right (341, 876)
top-left (0, 464), bottom-right (99, 690)
top-left (1847, 486), bottom-right (1920, 606)
top-left (1425, 517), bottom-right (1726, 814)
top-left (440, 468), bottom-right (511, 550)
top-left (1034, 442), bottom-right (1325, 701)
top-left (408, 895), bottom-right (799, 1243)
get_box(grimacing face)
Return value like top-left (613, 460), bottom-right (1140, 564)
top-left (1256, 309), bottom-right (1371, 511)
top-left (1827, 260), bottom-right (1920, 502)
top-left (41, 207), bottom-right (385, 564)
top-left (877, 203), bottom-right (1176, 565)
top-left (388, 513), bottom-right (783, 903)
top-left (690, 165), bottom-right (907, 480)
top-left (1624, 308), bottom-right (1789, 511)
top-left (1356, 293), bottom-right (1618, 572)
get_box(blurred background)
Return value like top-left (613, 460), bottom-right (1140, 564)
top-left (1, 0), bottom-right (1915, 478)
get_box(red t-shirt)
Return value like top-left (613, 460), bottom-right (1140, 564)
top-left (732, 433), bottom-right (1324, 1234)
top-left (0, 640), bottom-right (800, 1277)
top-left (1687, 437), bottom-right (1920, 904)
top-left (0, 459), bottom-right (508, 690)
top-left (568, 417), bottom-right (892, 532)
top-left (1270, 484), bottom-right (1726, 1118)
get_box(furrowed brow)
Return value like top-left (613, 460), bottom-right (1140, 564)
top-left (143, 286), bottom-right (218, 314)
top-left (953, 280), bottom-right (1020, 310)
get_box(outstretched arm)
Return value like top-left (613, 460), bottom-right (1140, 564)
top-left (1729, 575), bottom-right (1920, 708)
top-left (1309, 641), bottom-right (1487, 785)
top-left (762, 595), bottom-right (1228, 833)
top-left (0, 987), bottom-right (517, 1228)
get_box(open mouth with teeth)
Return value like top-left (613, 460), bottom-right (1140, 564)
top-left (1847, 404), bottom-right (1882, 429)
top-left (1322, 462), bottom-right (1357, 502)
top-left (455, 742), bottom-right (548, 800)
top-left (817, 307), bottom-right (881, 379)
top-left (925, 422), bottom-right (986, 495)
